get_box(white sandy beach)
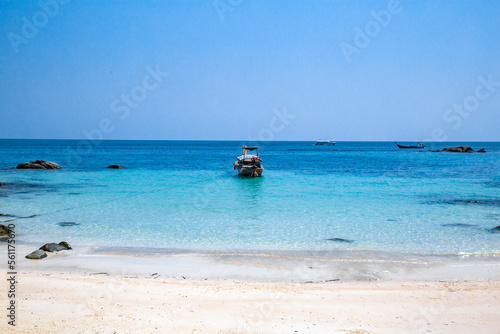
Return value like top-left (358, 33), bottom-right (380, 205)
top-left (1, 246), bottom-right (500, 333)
top-left (1, 271), bottom-right (499, 333)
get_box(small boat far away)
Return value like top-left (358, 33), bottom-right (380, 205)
top-left (395, 142), bottom-right (425, 149)
top-left (314, 140), bottom-right (336, 146)
top-left (234, 145), bottom-right (264, 177)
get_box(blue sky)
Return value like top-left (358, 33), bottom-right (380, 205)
top-left (1, 0), bottom-right (499, 141)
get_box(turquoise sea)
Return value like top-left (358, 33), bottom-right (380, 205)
top-left (1, 140), bottom-right (499, 256)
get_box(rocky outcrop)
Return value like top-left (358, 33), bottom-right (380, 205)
top-left (25, 241), bottom-right (71, 260)
top-left (492, 226), bottom-right (500, 233)
top-left (0, 224), bottom-right (12, 238)
top-left (107, 165), bottom-right (125, 169)
top-left (40, 242), bottom-right (72, 252)
top-left (442, 146), bottom-right (486, 153)
top-left (26, 250), bottom-right (47, 259)
top-left (16, 160), bottom-right (61, 169)
top-left (443, 146), bottom-right (475, 153)
top-left (0, 182), bottom-right (4, 186)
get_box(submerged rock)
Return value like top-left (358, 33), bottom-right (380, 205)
top-left (57, 222), bottom-right (80, 227)
top-left (107, 165), bottom-right (125, 169)
top-left (16, 160), bottom-right (61, 169)
top-left (0, 224), bottom-right (12, 238)
top-left (26, 249), bottom-right (47, 259)
top-left (326, 238), bottom-right (354, 243)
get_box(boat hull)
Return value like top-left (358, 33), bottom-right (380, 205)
top-left (236, 165), bottom-right (264, 177)
top-left (395, 142), bottom-right (424, 149)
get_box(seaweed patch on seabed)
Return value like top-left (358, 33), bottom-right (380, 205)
top-left (0, 213), bottom-right (37, 219)
top-left (423, 197), bottom-right (500, 207)
top-left (441, 223), bottom-right (478, 228)
top-left (483, 180), bottom-right (500, 188)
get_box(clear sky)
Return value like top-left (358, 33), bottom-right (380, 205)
top-left (1, 0), bottom-right (499, 141)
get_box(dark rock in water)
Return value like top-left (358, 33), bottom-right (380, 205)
top-left (327, 238), bottom-right (354, 243)
top-left (16, 160), bottom-right (61, 169)
top-left (448, 199), bottom-right (488, 205)
top-left (0, 182), bottom-right (4, 186)
top-left (477, 148), bottom-right (486, 153)
top-left (58, 241), bottom-right (72, 250)
top-left (442, 146), bottom-right (476, 153)
top-left (40, 243), bottom-right (67, 252)
top-left (441, 223), bottom-right (477, 228)
top-left (0, 224), bottom-right (12, 238)
top-left (492, 226), bottom-right (500, 232)
top-left (26, 249), bottom-right (47, 259)
top-left (107, 165), bottom-right (125, 169)
top-left (57, 222), bottom-right (80, 227)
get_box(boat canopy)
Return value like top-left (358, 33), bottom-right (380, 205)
top-left (242, 146), bottom-right (260, 150)
top-left (242, 145), bottom-right (260, 156)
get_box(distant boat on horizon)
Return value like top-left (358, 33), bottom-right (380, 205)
top-left (395, 142), bottom-right (425, 149)
top-left (314, 140), bottom-right (336, 146)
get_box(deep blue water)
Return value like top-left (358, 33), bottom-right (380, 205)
top-left (1, 140), bottom-right (499, 255)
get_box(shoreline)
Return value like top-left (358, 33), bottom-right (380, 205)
top-left (8, 242), bottom-right (500, 282)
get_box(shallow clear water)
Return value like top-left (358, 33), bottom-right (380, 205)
top-left (1, 140), bottom-right (499, 255)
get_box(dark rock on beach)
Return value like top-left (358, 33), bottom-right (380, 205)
top-left (107, 165), bottom-right (125, 169)
top-left (327, 238), bottom-right (354, 243)
top-left (0, 224), bottom-right (12, 238)
top-left (59, 241), bottom-right (72, 250)
top-left (26, 249), bottom-right (47, 260)
top-left (40, 242), bottom-right (72, 252)
top-left (40, 243), bottom-right (66, 252)
top-left (16, 160), bottom-right (61, 169)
